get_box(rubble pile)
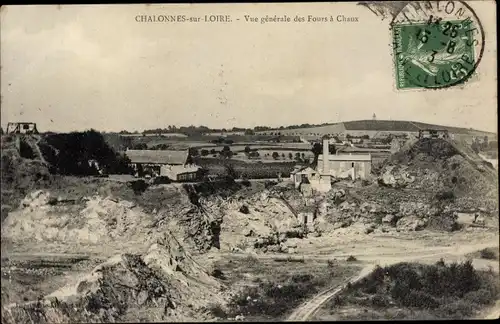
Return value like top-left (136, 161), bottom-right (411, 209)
top-left (2, 232), bottom-right (224, 323)
top-left (215, 188), bottom-right (308, 253)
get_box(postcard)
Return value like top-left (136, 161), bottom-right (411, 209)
top-left (1, 2), bottom-right (498, 322)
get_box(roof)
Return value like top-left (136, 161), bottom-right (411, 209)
top-left (161, 164), bottom-right (201, 176)
top-left (291, 166), bottom-right (316, 175)
top-left (318, 154), bottom-right (372, 162)
top-left (338, 146), bottom-right (391, 153)
top-left (125, 149), bottom-right (188, 165)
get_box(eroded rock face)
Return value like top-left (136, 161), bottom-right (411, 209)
top-left (2, 231), bottom-right (224, 324)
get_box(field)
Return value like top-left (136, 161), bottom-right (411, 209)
top-left (196, 157), bottom-right (296, 178)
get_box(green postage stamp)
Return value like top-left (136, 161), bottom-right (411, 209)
top-left (391, 1), bottom-right (484, 90)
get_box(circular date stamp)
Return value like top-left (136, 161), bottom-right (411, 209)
top-left (391, 1), bottom-right (485, 90)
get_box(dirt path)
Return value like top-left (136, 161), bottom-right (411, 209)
top-left (286, 264), bottom-right (375, 321)
top-left (286, 242), bottom-right (499, 321)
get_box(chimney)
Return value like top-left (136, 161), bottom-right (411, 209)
top-left (322, 137), bottom-right (329, 174)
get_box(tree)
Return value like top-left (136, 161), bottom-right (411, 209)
top-left (329, 144), bottom-right (337, 155)
top-left (471, 139), bottom-right (480, 153)
top-left (244, 129), bottom-right (255, 135)
top-left (295, 152), bottom-right (302, 161)
top-left (220, 145), bottom-right (232, 159)
top-left (272, 152), bottom-right (279, 160)
top-left (189, 147), bottom-right (199, 156)
top-left (210, 148), bottom-right (217, 154)
top-left (249, 151), bottom-right (260, 158)
top-left (311, 142), bottom-right (323, 165)
top-left (482, 136), bottom-right (489, 150)
top-left (132, 143), bottom-right (148, 150)
top-left (288, 152), bottom-right (293, 159)
top-left (200, 149), bottom-right (209, 156)
top-left (244, 146), bottom-right (251, 154)
top-left (281, 153), bottom-right (285, 158)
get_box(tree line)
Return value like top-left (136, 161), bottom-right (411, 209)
top-left (118, 122), bottom-right (337, 137)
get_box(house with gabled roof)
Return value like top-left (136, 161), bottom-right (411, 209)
top-left (124, 149), bottom-right (201, 181)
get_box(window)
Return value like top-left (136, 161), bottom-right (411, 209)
top-left (351, 162), bottom-right (354, 167)
top-left (23, 124), bottom-right (30, 130)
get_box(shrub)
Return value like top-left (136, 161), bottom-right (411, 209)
top-left (207, 303), bottom-right (228, 318)
top-left (436, 299), bottom-right (475, 318)
top-left (346, 255), bottom-right (357, 262)
top-left (402, 290), bottom-right (440, 309)
top-left (211, 268), bottom-right (227, 280)
top-left (479, 248), bottom-right (497, 260)
top-left (371, 294), bottom-right (391, 307)
top-left (129, 179), bottom-right (148, 195)
top-left (435, 191), bottom-right (455, 201)
top-left (463, 288), bottom-right (495, 305)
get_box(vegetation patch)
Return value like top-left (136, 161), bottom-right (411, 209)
top-left (323, 260), bottom-right (499, 320)
top-left (207, 257), bottom-right (359, 321)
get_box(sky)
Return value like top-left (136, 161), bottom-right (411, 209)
top-left (0, 3), bottom-right (497, 133)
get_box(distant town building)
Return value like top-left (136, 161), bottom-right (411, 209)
top-left (6, 122), bottom-right (39, 134)
top-left (253, 120), bottom-right (495, 142)
top-left (418, 129), bottom-right (449, 139)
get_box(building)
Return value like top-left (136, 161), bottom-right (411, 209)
top-left (6, 122), bottom-right (39, 134)
top-left (125, 149), bottom-right (201, 180)
top-left (160, 164), bottom-right (202, 181)
top-left (290, 166), bottom-right (317, 189)
top-left (418, 129), bottom-right (449, 139)
top-left (291, 137), bottom-right (374, 193)
top-left (318, 137), bottom-right (372, 181)
top-left (318, 153), bottom-right (372, 180)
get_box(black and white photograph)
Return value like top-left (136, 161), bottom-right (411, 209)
top-left (1, 2), bottom-right (498, 322)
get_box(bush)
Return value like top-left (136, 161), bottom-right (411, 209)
top-left (129, 179), bottom-right (148, 195)
top-left (346, 255), bottom-right (357, 262)
top-left (371, 294), bottom-right (391, 307)
top-left (402, 290), bottom-right (440, 309)
top-left (479, 248), bottom-right (497, 260)
top-left (225, 273), bottom-right (322, 318)
top-left (211, 268), bottom-right (227, 280)
top-left (436, 299), bottom-right (475, 318)
top-left (207, 303), bottom-right (227, 318)
top-left (435, 191), bottom-right (455, 201)
top-left (463, 288), bottom-right (495, 305)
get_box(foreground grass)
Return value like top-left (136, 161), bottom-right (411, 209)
top-left (206, 255), bottom-right (360, 321)
top-left (316, 259), bottom-right (499, 320)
